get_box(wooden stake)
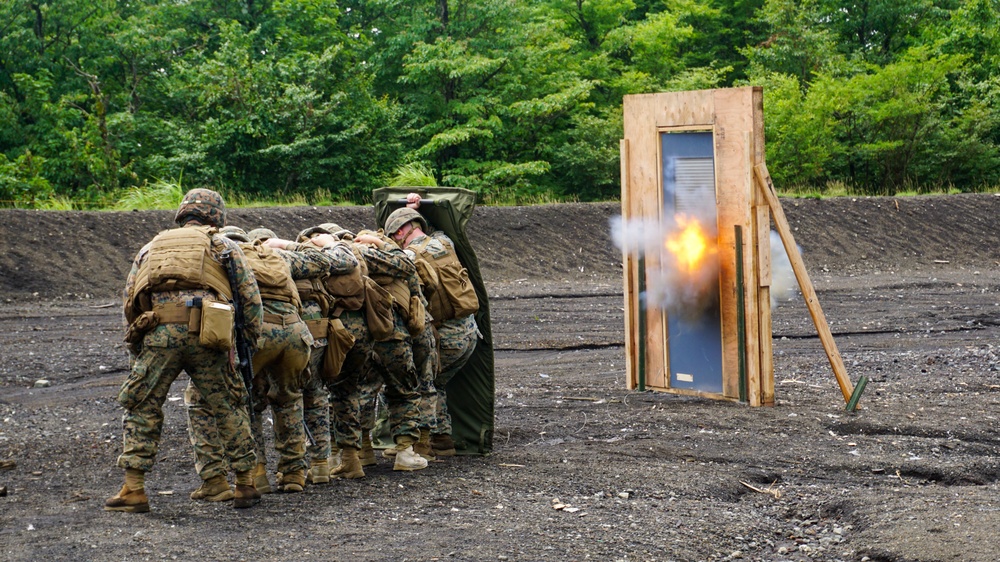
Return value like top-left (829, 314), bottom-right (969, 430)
top-left (753, 163), bottom-right (856, 405)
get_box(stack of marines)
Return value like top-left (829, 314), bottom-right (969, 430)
top-left (106, 189), bottom-right (479, 512)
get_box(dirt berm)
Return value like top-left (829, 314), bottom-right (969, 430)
top-left (1, 193), bottom-right (999, 561)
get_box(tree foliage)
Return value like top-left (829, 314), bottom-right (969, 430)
top-left (1, 0), bottom-right (998, 207)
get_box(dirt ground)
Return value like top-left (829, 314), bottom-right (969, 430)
top-left (1, 194), bottom-right (999, 561)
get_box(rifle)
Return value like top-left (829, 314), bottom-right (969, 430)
top-left (221, 249), bottom-right (256, 424)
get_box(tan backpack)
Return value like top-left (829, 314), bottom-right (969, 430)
top-left (323, 244), bottom-right (367, 312)
top-left (409, 236), bottom-right (479, 323)
top-left (239, 241), bottom-right (300, 309)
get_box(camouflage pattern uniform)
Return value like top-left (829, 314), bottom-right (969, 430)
top-left (355, 235), bottom-right (422, 445)
top-left (117, 204), bottom-right (262, 481)
top-left (327, 307), bottom-right (378, 450)
top-left (406, 275), bottom-right (439, 435)
top-left (403, 230), bottom-right (479, 438)
top-left (294, 236), bottom-right (361, 465)
top-left (185, 235), bottom-right (341, 479)
top-left (431, 312), bottom-right (478, 436)
top-left (296, 225), bottom-right (380, 456)
top-left (299, 283), bottom-right (334, 464)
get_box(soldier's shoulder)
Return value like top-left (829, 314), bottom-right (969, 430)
top-left (211, 233), bottom-right (241, 251)
top-left (136, 240), bottom-right (154, 258)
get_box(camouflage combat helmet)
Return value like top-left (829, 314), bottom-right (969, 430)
top-left (384, 207), bottom-right (427, 236)
top-left (175, 188), bottom-right (226, 227)
top-left (297, 225), bottom-right (330, 243)
top-left (247, 228), bottom-right (277, 242)
top-left (219, 226), bottom-right (250, 243)
top-left (319, 222), bottom-right (355, 240)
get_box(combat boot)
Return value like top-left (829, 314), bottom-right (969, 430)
top-left (330, 443), bottom-right (342, 468)
top-left (233, 470), bottom-right (260, 509)
top-left (331, 447), bottom-right (365, 479)
top-left (189, 474), bottom-right (234, 501)
top-left (278, 469), bottom-right (306, 493)
top-left (359, 433), bottom-right (377, 467)
top-left (358, 433), bottom-right (378, 466)
top-left (252, 462), bottom-right (272, 494)
top-left (104, 468), bottom-right (150, 513)
top-left (413, 428), bottom-right (436, 461)
top-left (307, 458), bottom-right (330, 485)
top-left (393, 445), bottom-right (429, 471)
top-left (431, 433), bottom-right (457, 457)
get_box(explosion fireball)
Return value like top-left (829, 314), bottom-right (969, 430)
top-left (664, 214), bottom-right (717, 274)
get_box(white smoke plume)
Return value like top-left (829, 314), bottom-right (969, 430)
top-left (610, 213), bottom-right (720, 320)
top-left (769, 230), bottom-right (799, 308)
top-left (611, 215), bottom-right (799, 314)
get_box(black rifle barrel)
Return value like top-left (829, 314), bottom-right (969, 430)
top-left (221, 249), bottom-right (256, 425)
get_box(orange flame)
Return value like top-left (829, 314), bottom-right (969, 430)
top-left (665, 215), bottom-right (717, 273)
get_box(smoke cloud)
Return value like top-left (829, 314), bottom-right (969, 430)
top-left (611, 213), bottom-right (720, 320)
top-left (769, 230), bottom-right (799, 307)
top-left (611, 216), bottom-right (800, 315)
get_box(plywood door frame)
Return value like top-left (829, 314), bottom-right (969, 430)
top-left (622, 87), bottom-right (773, 406)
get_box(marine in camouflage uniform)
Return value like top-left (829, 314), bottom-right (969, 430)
top-left (245, 227), bottom-right (333, 491)
top-left (386, 202), bottom-right (480, 457)
top-left (184, 226), bottom-right (346, 494)
top-left (303, 224), bottom-right (386, 478)
top-left (106, 189), bottom-right (263, 513)
top-left (366, 255), bottom-right (440, 461)
top-left (352, 229), bottom-right (428, 471)
top-left (398, 269), bottom-right (439, 458)
top-left (288, 224), bottom-right (368, 483)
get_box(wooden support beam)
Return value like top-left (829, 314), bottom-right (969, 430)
top-left (752, 163), bottom-right (856, 405)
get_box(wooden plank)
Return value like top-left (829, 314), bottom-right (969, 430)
top-left (755, 204), bottom-right (775, 406)
top-left (713, 88), bottom-right (756, 400)
top-left (639, 385), bottom-right (742, 403)
top-left (622, 94), bottom-right (668, 391)
top-left (736, 130), bottom-right (760, 406)
top-left (753, 163), bottom-right (855, 403)
top-left (620, 139), bottom-right (637, 390)
top-left (751, 87), bottom-right (774, 406)
top-left (624, 90), bottom-right (715, 128)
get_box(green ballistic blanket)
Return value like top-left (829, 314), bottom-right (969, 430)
top-left (373, 187), bottom-right (494, 455)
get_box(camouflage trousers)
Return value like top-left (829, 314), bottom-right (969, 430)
top-left (367, 316), bottom-right (421, 444)
top-left (411, 323), bottom-right (439, 431)
top-left (327, 310), bottom-right (379, 450)
top-left (186, 314), bottom-right (312, 476)
top-left (434, 316), bottom-right (479, 436)
top-left (118, 324), bottom-right (254, 476)
top-left (301, 337), bottom-right (331, 462)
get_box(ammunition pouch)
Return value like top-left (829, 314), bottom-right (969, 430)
top-left (199, 301), bottom-right (235, 350)
top-left (321, 318), bottom-right (356, 385)
top-left (124, 311), bottom-right (160, 355)
top-left (363, 277), bottom-right (395, 342)
top-left (304, 317), bottom-right (329, 340)
top-left (407, 295), bottom-right (426, 337)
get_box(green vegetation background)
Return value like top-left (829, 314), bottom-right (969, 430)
top-left (2, 0), bottom-right (999, 209)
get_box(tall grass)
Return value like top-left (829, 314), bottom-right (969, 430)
top-left (483, 191), bottom-right (581, 206)
top-left (387, 162), bottom-right (438, 187)
top-left (114, 179), bottom-right (186, 211)
top-left (37, 196), bottom-right (77, 210)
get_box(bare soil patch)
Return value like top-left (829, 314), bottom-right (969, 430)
top-left (1, 194), bottom-right (1000, 561)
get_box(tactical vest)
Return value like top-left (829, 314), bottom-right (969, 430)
top-left (323, 244), bottom-right (367, 312)
top-left (368, 272), bottom-right (411, 320)
top-left (409, 235), bottom-right (479, 324)
top-left (295, 277), bottom-right (330, 315)
top-left (238, 241), bottom-right (300, 309)
top-left (130, 226), bottom-right (233, 316)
